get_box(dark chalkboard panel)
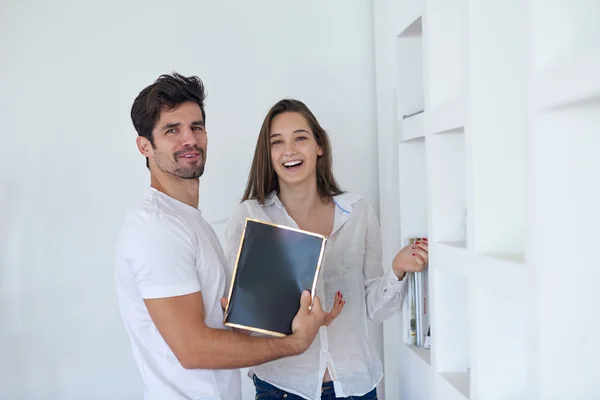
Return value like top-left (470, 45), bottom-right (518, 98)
top-left (223, 218), bottom-right (327, 336)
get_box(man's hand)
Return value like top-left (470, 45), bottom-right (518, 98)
top-left (287, 290), bottom-right (327, 355)
top-left (392, 238), bottom-right (429, 279)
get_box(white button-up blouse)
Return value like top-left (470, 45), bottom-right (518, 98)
top-left (224, 191), bottom-right (407, 400)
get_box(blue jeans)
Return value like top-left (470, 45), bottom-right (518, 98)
top-left (253, 375), bottom-right (378, 400)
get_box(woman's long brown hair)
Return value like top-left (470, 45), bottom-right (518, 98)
top-left (242, 99), bottom-right (343, 204)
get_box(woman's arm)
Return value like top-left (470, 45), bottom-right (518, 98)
top-left (363, 204), bottom-right (427, 324)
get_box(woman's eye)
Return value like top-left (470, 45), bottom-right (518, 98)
top-left (296, 136), bottom-right (307, 141)
top-left (271, 140), bottom-right (282, 145)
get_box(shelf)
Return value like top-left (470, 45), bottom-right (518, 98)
top-left (532, 98), bottom-right (600, 398)
top-left (425, 0), bottom-right (466, 108)
top-left (398, 139), bottom-right (427, 238)
top-left (469, 0), bottom-right (528, 256)
top-left (441, 241), bottom-right (466, 249)
top-left (533, 49), bottom-right (600, 111)
top-left (399, 111), bottom-right (424, 142)
top-left (377, 0), bottom-right (600, 399)
top-left (407, 344), bottom-right (431, 366)
top-left (429, 131), bottom-right (466, 243)
top-left (432, 241), bottom-right (468, 279)
top-left (395, 0), bottom-right (423, 39)
top-left (402, 343), bottom-right (432, 399)
top-left (440, 370), bottom-right (470, 399)
top-left (470, 287), bottom-right (530, 399)
top-left (426, 97), bottom-right (465, 135)
top-left (432, 269), bottom-right (469, 375)
top-left (470, 252), bottom-right (526, 300)
top-left (395, 17), bottom-right (424, 119)
top-left (479, 252), bottom-right (524, 264)
top-left (532, 0), bottom-right (600, 73)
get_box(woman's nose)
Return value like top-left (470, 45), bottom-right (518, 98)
top-left (283, 141), bottom-right (297, 155)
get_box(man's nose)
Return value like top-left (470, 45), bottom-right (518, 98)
top-left (181, 127), bottom-right (198, 147)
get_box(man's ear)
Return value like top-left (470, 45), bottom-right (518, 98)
top-left (136, 136), bottom-right (153, 158)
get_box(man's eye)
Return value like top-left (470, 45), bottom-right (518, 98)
top-left (192, 127), bottom-right (204, 131)
top-left (166, 129), bottom-right (177, 134)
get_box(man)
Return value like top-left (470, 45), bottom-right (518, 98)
top-left (115, 72), bottom-right (331, 400)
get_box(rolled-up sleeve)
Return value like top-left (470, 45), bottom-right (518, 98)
top-left (363, 204), bottom-right (407, 324)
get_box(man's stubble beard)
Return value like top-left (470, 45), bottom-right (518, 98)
top-left (174, 162), bottom-right (205, 179)
top-left (154, 147), bottom-right (206, 180)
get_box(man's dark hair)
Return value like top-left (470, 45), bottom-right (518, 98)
top-left (130, 72), bottom-right (207, 168)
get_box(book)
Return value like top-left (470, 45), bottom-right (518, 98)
top-left (223, 218), bottom-right (327, 337)
top-left (403, 237), bottom-right (430, 348)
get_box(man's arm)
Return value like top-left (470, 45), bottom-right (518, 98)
top-left (145, 289), bottom-right (324, 370)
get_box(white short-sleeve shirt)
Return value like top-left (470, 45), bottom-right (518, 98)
top-left (224, 192), bottom-right (407, 400)
top-left (115, 187), bottom-right (241, 400)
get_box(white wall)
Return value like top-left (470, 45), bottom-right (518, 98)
top-left (0, 1), bottom-right (383, 399)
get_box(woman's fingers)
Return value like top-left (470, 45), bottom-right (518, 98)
top-left (416, 242), bottom-right (428, 251)
top-left (410, 240), bottom-right (429, 268)
top-left (323, 291), bottom-right (346, 326)
top-left (414, 248), bottom-right (428, 260)
top-left (410, 247), bottom-right (428, 268)
top-left (332, 291), bottom-right (345, 315)
top-left (412, 241), bottom-right (428, 252)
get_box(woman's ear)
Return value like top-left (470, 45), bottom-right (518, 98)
top-left (317, 146), bottom-right (324, 157)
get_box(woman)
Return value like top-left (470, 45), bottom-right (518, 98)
top-left (225, 99), bottom-right (428, 400)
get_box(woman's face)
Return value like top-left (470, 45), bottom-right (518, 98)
top-left (269, 111), bottom-right (323, 188)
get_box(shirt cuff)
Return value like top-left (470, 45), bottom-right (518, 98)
top-left (383, 268), bottom-right (407, 293)
top-left (140, 281), bottom-right (201, 299)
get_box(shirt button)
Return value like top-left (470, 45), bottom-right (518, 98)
top-left (283, 394), bottom-right (287, 398)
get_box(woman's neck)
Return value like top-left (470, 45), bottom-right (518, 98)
top-left (278, 179), bottom-right (329, 220)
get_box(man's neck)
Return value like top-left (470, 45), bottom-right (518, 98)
top-left (278, 180), bottom-right (329, 220)
top-left (150, 173), bottom-right (200, 209)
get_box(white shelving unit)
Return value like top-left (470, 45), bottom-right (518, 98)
top-left (373, 0), bottom-right (600, 399)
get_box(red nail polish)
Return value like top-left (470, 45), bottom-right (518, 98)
top-left (423, 238), bottom-right (428, 241)
top-left (412, 253), bottom-right (416, 256)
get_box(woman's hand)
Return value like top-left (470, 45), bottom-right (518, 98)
top-left (323, 291), bottom-right (345, 327)
top-left (392, 238), bottom-right (429, 279)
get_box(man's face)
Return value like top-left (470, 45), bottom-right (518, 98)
top-left (140, 101), bottom-right (207, 179)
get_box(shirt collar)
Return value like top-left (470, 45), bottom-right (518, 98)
top-left (263, 191), bottom-right (362, 214)
top-left (263, 191), bottom-right (280, 207)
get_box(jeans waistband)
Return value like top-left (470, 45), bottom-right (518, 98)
top-left (321, 380), bottom-right (335, 395)
top-left (254, 374), bottom-right (335, 395)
